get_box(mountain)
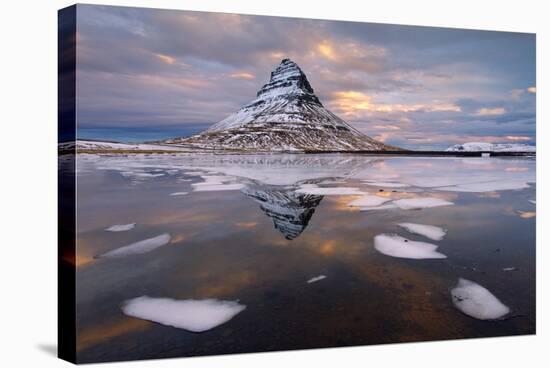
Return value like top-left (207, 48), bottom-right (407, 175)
top-left (242, 185), bottom-right (322, 240)
top-left (164, 59), bottom-right (394, 152)
top-left (446, 142), bottom-right (536, 152)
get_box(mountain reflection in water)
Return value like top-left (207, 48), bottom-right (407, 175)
top-left (243, 185), bottom-right (323, 240)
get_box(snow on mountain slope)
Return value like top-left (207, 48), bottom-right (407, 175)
top-left (446, 142), bottom-right (536, 152)
top-left (165, 59), bottom-right (393, 152)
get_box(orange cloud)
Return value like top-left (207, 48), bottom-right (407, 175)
top-left (154, 53), bottom-right (176, 65)
top-left (331, 91), bottom-right (460, 115)
top-left (316, 40), bottom-right (386, 72)
top-left (476, 107), bottom-right (506, 116)
top-left (318, 40), bottom-right (337, 60)
top-left (506, 135), bottom-right (531, 141)
top-left (373, 125), bottom-right (401, 130)
top-left (228, 71), bottom-right (256, 80)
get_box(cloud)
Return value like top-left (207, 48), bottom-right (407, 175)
top-left (476, 107), bottom-right (506, 116)
top-left (329, 90), bottom-right (461, 117)
top-left (74, 4), bottom-right (535, 149)
top-left (154, 53), bottom-right (176, 65)
top-left (506, 135), bottom-right (531, 141)
top-left (228, 71), bottom-right (256, 80)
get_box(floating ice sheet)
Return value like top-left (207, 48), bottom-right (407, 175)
top-left (193, 183), bottom-right (245, 192)
top-left (105, 223), bottom-right (135, 232)
top-left (436, 180), bottom-right (530, 193)
top-left (307, 275), bottom-right (327, 284)
top-left (98, 233), bottom-right (171, 258)
top-left (169, 192), bottom-right (189, 196)
top-left (348, 195), bottom-right (391, 207)
top-left (393, 197), bottom-right (454, 210)
top-left (191, 175), bottom-right (244, 192)
top-left (397, 222), bottom-right (447, 241)
top-left (374, 234), bottom-right (447, 259)
top-left (296, 184), bottom-right (365, 196)
top-left (122, 296), bottom-right (246, 332)
top-left (450, 278), bottom-right (510, 320)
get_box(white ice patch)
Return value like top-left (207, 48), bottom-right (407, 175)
top-left (296, 184), bottom-right (365, 196)
top-left (436, 180), bottom-right (530, 193)
top-left (99, 233), bottom-right (171, 258)
top-left (191, 175), bottom-right (244, 192)
top-left (529, 200), bottom-right (536, 205)
top-left (450, 278), bottom-right (510, 320)
top-left (170, 192), bottom-right (189, 196)
top-left (397, 222), bottom-right (447, 241)
top-left (121, 296), bottom-right (246, 332)
top-left (348, 195), bottom-right (391, 207)
top-left (363, 181), bottom-right (410, 188)
top-left (374, 234), bottom-right (447, 259)
top-left (393, 197), bottom-right (454, 210)
top-left (193, 183), bottom-right (245, 192)
top-left (105, 223), bottom-right (135, 232)
top-left (307, 275), bottom-right (327, 284)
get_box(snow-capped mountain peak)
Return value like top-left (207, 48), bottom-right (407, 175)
top-left (165, 59), bottom-right (393, 152)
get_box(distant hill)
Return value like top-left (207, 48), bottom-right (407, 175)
top-left (446, 142), bottom-right (536, 152)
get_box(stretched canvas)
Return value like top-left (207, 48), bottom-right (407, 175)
top-left (58, 4), bottom-right (536, 364)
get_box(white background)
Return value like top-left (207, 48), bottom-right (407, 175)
top-left (0, 0), bottom-right (548, 366)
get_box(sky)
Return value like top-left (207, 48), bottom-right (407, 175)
top-left (75, 4), bottom-right (536, 149)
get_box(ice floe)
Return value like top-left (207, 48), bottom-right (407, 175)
top-left (393, 197), bottom-right (454, 210)
top-left (121, 296), bottom-right (246, 332)
top-left (307, 275), bottom-right (327, 284)
top-left (348, 195), bottom-right (391, 208)
top-left (169, 192), bottom-right (189, 196)
top-left (397, 222), bottom-right (447, 241)
top-left (193, 183), bottom-right (245, 192)
top-left (529, 200), bottom-right (536, 205)
top-left (450, 278), bottom-right (510, 320)
top-left (191, 175), bottom-right (244, 192)
top-left (105, 223), bottom-right (135, 232)
top-left (296, 184), bottom-right (365, 196)
top-left (98, 233), bottom-right (171, 258)
top-left (374, 234), bottom-right (447, 259)
top-left (435, 180), bottom-right (530, 193)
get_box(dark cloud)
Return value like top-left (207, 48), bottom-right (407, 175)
top-left (75, 4), bottom-right (535, 149)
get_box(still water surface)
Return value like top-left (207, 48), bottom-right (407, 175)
top-left (71, 154), bottom-right (535, 363)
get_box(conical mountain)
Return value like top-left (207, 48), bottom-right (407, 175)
top-left (166, 59), bottom-right (393, 152)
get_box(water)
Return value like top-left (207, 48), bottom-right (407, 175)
top-left (70, 154), bottom-right (536, 363)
